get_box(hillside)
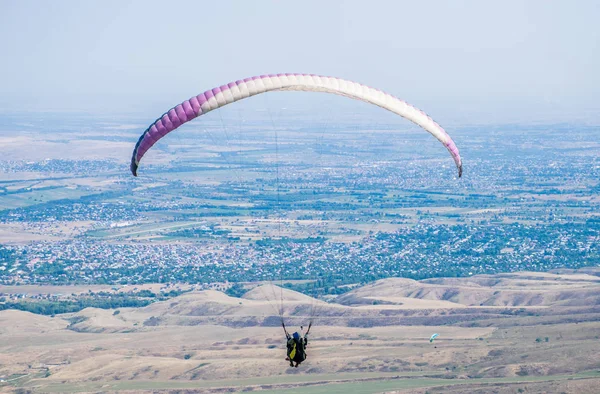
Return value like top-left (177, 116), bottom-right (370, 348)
top-left (58, 271), bottom-right (600, 335)
top-left (0, 310), bottom-right (67, 335)
top-left (65, 286), bottom-right (347, 333)
top-left (337, 271), bottom-right (600, 307)
top-left (1, 270), bottom-right (599, 393)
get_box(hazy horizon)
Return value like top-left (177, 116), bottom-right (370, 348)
top-left (1, 0), bottom-right (599, 124)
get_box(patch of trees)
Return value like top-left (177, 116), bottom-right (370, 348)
top-left (225, 283), bottom-right (247, 298)
top-left (0, 296), bottom-right (152, 315)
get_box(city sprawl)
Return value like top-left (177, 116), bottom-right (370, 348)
top-left (1, 113), bottom-right (599, 292)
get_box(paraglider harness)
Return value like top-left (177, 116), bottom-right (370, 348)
top-left (283, 321), bottom-right (311, 367)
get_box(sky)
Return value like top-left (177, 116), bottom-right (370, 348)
top-left (0, 0), bottom-right (599, 123)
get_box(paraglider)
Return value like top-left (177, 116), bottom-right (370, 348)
top-left (285, 326), bottom-right (309, 367)
top-left (129, 74), bottom-right (463, 367)
top-left (282, 321), bottom-right (311, 367)
top-left (130, 73), bottom-right (463, 178)
top-left (430, 333), bottom-right (439, 343)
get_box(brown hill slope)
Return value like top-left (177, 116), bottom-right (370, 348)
top-left (0, 310), bottom-right (67, 335)
top-left (337, 271), bottom-right (600, 307)
top-left (66, 287), bottom-right (342, 332)
top-left (64, 271), bottom-right (600, 333)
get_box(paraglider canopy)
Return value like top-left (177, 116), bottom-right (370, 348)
top-left (130, 73), bottom-right (463, 178)
top-left (429, 333), bottom-right (439, 343)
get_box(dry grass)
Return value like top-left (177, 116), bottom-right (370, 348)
top-left (0, 272), bottom-right (599, 393)
top-left (338, 272), bottom-right (600, 307)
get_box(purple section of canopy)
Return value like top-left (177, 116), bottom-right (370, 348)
top-left (133, 75), bottom-right (290, 167)
top-left (133, 95), bottom-right (204, 164)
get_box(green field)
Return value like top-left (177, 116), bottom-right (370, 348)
top-left (0, 187), bottom-right (95, 210)
top-left (19, 371), bottom-right (600, 393)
